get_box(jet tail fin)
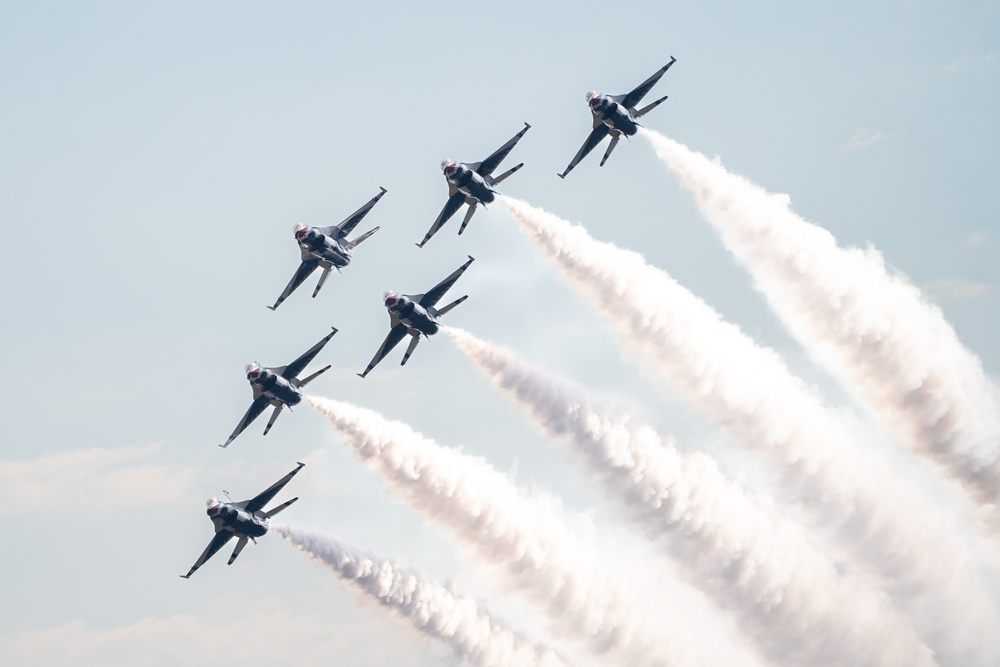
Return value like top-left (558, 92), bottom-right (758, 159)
top-left (346, 225), bottom-right (380, 250)
top-left (599, 135), bottom-right (621, 167)
top-left (634, 93), bottom-right (669, 119)
top-left (227, 536), bottom-right (249, 565)
top-left (297, 364), bottom-right (331, 388)
top-left (263, 496), bottom-right (299, 519)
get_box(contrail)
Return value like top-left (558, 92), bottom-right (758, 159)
top-left (306, 395), bottom-right (765, 667)
top-left (497, 194), bottom-right (1000, 667)
top-left (446, 327), bottom-right (937, 667)
top-left (639, 127), bottom-right (1000, 513)
top-left (275, 525), bottom-right (568, 667)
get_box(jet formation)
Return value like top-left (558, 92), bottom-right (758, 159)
top-left (185, 57), bottom-right (676, 578)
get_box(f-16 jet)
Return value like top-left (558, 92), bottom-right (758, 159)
top-left (417, 123), bottom-right (530, 248)
top-left (221, 328), bottom-right (337, 448)
top-left (558, 58), bottom-right (676, 179)
top-left (268, 187), bottom-right (387, 311)
top-left (181, 462), bottom-right (305, 578)
top-left (359, 256), bottom-right (474, 377)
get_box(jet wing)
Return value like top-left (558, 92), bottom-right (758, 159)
top-left (618, 58), bottom-right (676, 110)
top-left (181, 530), bottom-right (235, 578)
top-left (243, 462), bottom-right (306, 514)
top-left (419, 255), bottom-right (475, 308)
top-left (222, 396), bottom-right (270, 448)
top-left (323, 187), bottom-right (387, 239)
top-left (269, 258), bottom-right (320, 310)
top-left (476, 122), bottom-right (531, 176)
top-left (359, 323), bottom-right (409, 377)
top-left (281, 327), bottom-right (338, 380)
top-left (418, 192), bottom-right (466, 247)
top-left (558, 124), bottom-right (610, 179)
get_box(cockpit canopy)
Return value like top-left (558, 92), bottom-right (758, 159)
top-left (586, 91), bottom-right (603, 108)
top-left (245, 362), bottom-right (262, 381)
top-left (382, 290), bottom-right (400, 308)
top-left (441, 160), bottom-right (458, 177)
top-left (206, 498), bottom-right (221, 516)
top-left (293, 223), bottom-right (310, 241)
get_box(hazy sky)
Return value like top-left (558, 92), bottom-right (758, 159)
top-left (2, 2), bottom-right (998, 666)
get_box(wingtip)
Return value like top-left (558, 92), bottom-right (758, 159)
top-left (557, 172), bottom-right (566, 179)
top-left (467, 255), bottom-right (475, 262)
top-left (379, 186), bottom-right (387, 194)
top-left (266, 304), bottom-right (278, 311)
top-left (330, 326), bottom-right (339, 334)
top-left (180, 574), bottom-right (191, 579)
top-left (296, 462), bottom-right (306, 468)
top-left (524, 121), bottom-right (531, 129)
top-left (219, 442), bottom-right (229, 449)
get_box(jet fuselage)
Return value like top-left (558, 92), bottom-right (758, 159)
top-left (298, 228), bottom-right (352, 269)
top-left (386, 294), bottom-right (439, 336)
top-left (444, 163), bottom-right (496, 205)
top-left (248, 367), bottom-right (302, 407)
top-left (591, 96), bottom-right (639, 136)
top-left (207, 501), bottom-right (269, 538)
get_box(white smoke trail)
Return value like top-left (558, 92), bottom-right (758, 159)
top-left (639, 127), bottom-right (1000, 512)
top-left (446, 326), bottom-right (937, 667)
top-left (305, 395), bottom-right (764, 667)
top-left (275, 525), bottom-right (568, 667)
top-left (497, 194), bottom-right (1000, 666)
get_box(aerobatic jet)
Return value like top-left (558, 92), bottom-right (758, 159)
top-left (268, 187), bottom-right (387, 311)
top-left (417, 123), bottom-right (530, 248)
top-left (359, 256), bottom-right (474, 377)
top-left (558, 57), bottom-right (677, 179)
top-left (221, 327), bottom-right (337, 448)
top-left (181, 462), bottom-right (305, 578)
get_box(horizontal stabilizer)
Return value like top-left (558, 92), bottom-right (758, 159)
top-left (491, 161), bottom-right (523, 186)
top-left (458, 203), bottom-right (477, 236)
top-left (297, 364), bottom-right (331, 387)
top-left (262, 404), bottom-right (283, 436)
top-left (635, 94), bottom-right (669, 119)
top-left (347, 225), bottom-right (380, 249)
top-left (600, 134), bottom-right (621, 167)
top-left (263, 496), bottom-right (299, 519)
top-left (228, 536), bottom-right (249, 566)
top-left (434, 294), bottom-right (468, 318)
top-left (401, 334), bottom-right (421, 366)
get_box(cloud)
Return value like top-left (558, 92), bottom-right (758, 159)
top-left (945, 52), bottom-right (999, 73)
top-left (924, 278), bottom-right (990, 302)
top-left (845, 128), bottom-right (902, 150)
top-left (962, 230), bottom-right (991, 248)
top-left (0, 444), bottom-right (203, 513)
top-left (0, 609), bottom-right (398, 667)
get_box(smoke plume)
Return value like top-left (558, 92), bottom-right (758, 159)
top-left (447, 326), bottom-right (937, 667)
top-left (498, 195), bottom-right (1000, 666)
top-left (305, 395), bottom-right (757, 667)
top-left (275, 525), bottom-right (568, 667)
top-left (639, 127), bottom-right (1000, 512)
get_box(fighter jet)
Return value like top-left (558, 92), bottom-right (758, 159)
top-left (181, 462), bottom-right (305, 578)
top-left (221, 327), bottom-right (337, 448)
top-left (558, 58), bottom-right (677, 179)
top-left (359, 256), bottom-right (474, 377)
top-left (417, 123), bottom-right (530, 248)
top-left (268, 187), bottom-right (387, 311)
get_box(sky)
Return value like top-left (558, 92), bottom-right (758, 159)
top-left (1, 1), bottom-right (998, 665)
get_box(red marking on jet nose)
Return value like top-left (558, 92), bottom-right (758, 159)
top-left (295, 226), bottom-right (309, 240)
top-left (589, 94), bottom-right (602, 108)
top-left (247, 367), bottom-right (261, 380)
top-left (207, 504), bottom-right (220, 516)
top-left (444, 163), bottom-right (457, 176)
